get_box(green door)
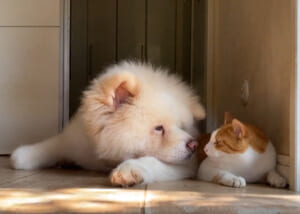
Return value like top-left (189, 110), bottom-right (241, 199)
top-left (70, 0), bottom-right (205, 121)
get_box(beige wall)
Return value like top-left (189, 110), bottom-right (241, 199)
top-left (207, 0), bottom-right (295, 155)
top-left (0, 0), bottom-right (61, 153)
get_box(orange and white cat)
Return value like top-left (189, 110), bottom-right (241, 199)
top-left (197, 113), bottom-right (287, 188)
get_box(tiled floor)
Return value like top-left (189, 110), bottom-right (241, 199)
top-left (0, 157), bottom-right (299, 214)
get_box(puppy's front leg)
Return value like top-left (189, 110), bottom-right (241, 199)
top-left (110, 156), bottom-right (197, 187)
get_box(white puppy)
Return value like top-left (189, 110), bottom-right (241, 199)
top-left (11, 61), bottom-right (205, 187)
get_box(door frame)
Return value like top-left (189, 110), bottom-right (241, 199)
top-left (291, 0), bottom-right (300, 192)
top-left (60, 0), bottom-right (70, 129)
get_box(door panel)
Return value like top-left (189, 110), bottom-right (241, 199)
top-left (176, 0), bottom-right (191, 82)
top-left (70, 0), bottom-right (198, 118)
top-left (70, 0), bottom-right (88, 116)
top-left (0, 28), bottom-right (60, 153)
top-left (147, 0), bottom-right (176, 72)
top-left (118, 0), bottom-right (146, 61)
top-left (88, 0), bottom-right (116, 79)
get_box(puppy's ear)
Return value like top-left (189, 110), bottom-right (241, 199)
top-left (113, 82), bottom-right (132, 109)
top-left (82, 71), bottom-right (140, 137)
top-left (224, 112), bottom-right (234, 125)
top-left (191, 102), bottom-right (206, 121)
top-left (84, 71), bottom-right (140, 111)
top-left (101, 72), bottom-right (140, 109)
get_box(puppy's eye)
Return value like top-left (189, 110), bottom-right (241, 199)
top-left (154, 125), bottom-right (165, 135)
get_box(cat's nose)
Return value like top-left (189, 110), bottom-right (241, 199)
top-left (186, 140), bottom-right (198, 153)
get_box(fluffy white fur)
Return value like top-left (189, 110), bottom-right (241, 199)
top-left (197, 129), bottom-right (287, 188)
top-left (11, 61), bottom-right (205, 187)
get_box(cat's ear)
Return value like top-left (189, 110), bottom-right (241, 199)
top-left (224, 112), bottom-right (234, 125)
top-left (232, 119), bottom-right (247, 139)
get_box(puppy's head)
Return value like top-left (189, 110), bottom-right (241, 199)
top-left (81, 62), bottom-right (206, 164)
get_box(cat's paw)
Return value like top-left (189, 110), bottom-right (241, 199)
top-left (267, 170), bottom-right (287, 188)
top-left (215, 173), bottom-right (246, 188)
top-left (110, 161), bottom-right (145, 187)
top-left (224, 176), bottom-right (246, 188)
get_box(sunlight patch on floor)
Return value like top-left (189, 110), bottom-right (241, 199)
top-left (0, 188), bottom-right (145, 213)
top-left (1, 187), bottom-right (300, 213)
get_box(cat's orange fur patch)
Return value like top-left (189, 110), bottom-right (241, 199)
top-left (245, 124), bottom-right (269, 153)
top-left (215, 123), bottom-right (269, 154)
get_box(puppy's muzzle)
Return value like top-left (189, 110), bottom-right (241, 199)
top-left (186, 139), bottom-right (198, 154)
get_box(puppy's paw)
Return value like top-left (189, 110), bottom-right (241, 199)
top-left (110, 161), bottom-right (146, 187)
top-left (267, 170), bottom-right (287, 188)
top-left (215, 173), bottom-right (246, 188)
top-left (11, 145), bottom-right (36, 170)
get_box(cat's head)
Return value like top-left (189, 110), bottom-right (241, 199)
top-left (204, 113), bottom-right (268, 158)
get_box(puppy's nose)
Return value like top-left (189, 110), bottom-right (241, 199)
top-left (186, 140), bottom-right (198, 153)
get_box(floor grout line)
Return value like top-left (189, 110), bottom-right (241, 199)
top-left (0, 171), bottom-right (40, 186)
top-left (141, 184), bottom-right (148, 214)
top-left (0, 156), bottom-right (41, 186)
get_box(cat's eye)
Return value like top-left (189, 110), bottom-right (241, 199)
top-left (154, 125), bottom-right (165, 135)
